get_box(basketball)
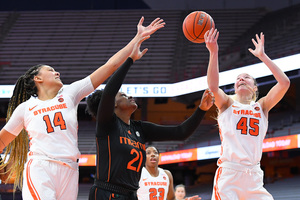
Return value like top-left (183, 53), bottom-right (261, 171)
top-left (182, 11), bottom-right (215, 43)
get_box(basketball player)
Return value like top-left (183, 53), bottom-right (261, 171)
top-left (85, 34), bottom-right (214, 199)
top-left (0, 16), bottom-right (165, 200)
top-left (174, 184), bottom-right (200, 200)
top-left (204, 28), bottom-right (290, 200)
top-left (137, 146), bottom-right (201, 200)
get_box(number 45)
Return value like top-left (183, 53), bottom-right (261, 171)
top-left (236, 117), bottom-right (259, 136)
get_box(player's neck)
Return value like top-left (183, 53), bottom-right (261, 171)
top-left (115, 110), bottom-right (132, 125)
top-left (146, 166), bottom-right (159, 177)
top-left (36, 87), bottom-right (60, 101)
top-left (236, 94), bottom-right (253, 105)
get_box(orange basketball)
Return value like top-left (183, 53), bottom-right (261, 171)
top-left (182, 11), bottom-right (215, 43)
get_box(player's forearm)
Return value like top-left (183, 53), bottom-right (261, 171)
top-left (0, 129), bottom-right (16, 152)
top-left (259, 53), bottom-right (290, 87)
top-left (97, 58), bottom-right (134, 122)
top-left (89, 34), bottom-right (141, 89)
top-left (177, 107), bottom-right (206, 140)
top-left (207, 51), bottom-right (220, 93)
top-left (103, 58), bottom-right (133, 96)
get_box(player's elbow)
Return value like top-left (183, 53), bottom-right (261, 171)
top-left (279, 77), bottom-right (290, 92)
top-left (283, 78), bottom-right (290, 89)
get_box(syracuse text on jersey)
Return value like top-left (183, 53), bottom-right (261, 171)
top-left (142, 180), bottom-right (168, 187)
top-left (232, 107), bottom-right (261, 118)
top-left (32, 103), bottom-right (67, 116)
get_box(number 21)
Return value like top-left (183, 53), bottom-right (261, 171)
top-left (127, 149), bottom-right (143, 172)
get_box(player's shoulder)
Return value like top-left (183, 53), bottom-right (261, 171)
top-left (162, 169), bottom-right (173, 182)
top-left (16, 96), bottom-right (35, 108)
top-left (162, 168), bottom-right (172, 176)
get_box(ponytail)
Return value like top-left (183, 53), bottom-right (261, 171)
top-left (0, 64), bottom-right (43, 191)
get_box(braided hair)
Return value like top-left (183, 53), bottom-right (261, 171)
top-left (0, 64), bottom-right (44, 191)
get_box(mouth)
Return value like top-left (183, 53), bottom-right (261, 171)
top-left (238, 82), bottom-right (247, 88)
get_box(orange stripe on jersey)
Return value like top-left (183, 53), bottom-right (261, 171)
top-left (95, 188), bottom-right (98, 200)
top-left (214, 167), bottom-right (223, 200)
top-left (107, 135), bottom-right (111, 182)
top-left (26, 159), bottom-right (41, 200)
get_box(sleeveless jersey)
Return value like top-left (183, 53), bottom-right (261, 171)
top-left (217, 100), bottom-right (268, 166)
top-left (137, 167), bottom-right (170, 200)
top-left (4, 77), bottom-right (94, 166)
top-left (96, 116), bottom-right (147, 191)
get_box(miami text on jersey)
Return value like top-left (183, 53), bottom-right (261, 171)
top-left (119, 136), bottom-right (145, 150)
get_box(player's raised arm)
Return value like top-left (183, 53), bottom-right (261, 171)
top-left (204, 28), bottom-right (231, 112)
top-left (89, 17), bottom-right (165, 89)
top-left (249, 32), bottom-right (290, 113)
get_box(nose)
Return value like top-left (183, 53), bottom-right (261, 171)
top-left (55, 71), bottom-right (60, 76)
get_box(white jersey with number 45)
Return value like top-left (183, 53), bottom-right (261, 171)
top-left (217, 100), bottom-right (268, 166)
top-left (4, 77), bottom-right (94, 166)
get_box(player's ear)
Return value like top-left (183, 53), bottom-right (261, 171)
top-left (34, 75), bottom-right (43, 83)
top-left (253, 85), bottom-right (258, 92)
top-left (114, 99), bottom-right (118, 108)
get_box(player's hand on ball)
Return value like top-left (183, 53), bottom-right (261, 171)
top-left (204, 27), bottom-right (219, 53)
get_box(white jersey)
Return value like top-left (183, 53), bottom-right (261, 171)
top-left (4, 77), bottom-right (94, 167)
top-left (217, 100), bottom-right (268, 166)
top-left (137, 167), bottom-right (170, 200)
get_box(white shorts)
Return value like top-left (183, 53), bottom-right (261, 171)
top-left (211, 162), bottom-right (273, 200)
top-left (22, 158), bottom-right (79, 200)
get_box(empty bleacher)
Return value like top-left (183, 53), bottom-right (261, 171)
top-left (0, 10), bottom-right (181, 84)
top-left (0, 8), bottom-right (273, 85)
top-left (223, 4), bottom-right (300, 70)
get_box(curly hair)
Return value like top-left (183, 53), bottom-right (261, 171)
top-left (85, 90), bottom-right (104, 118)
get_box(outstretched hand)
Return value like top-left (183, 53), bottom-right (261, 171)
top-left (204, 28), bottom-right (219, 53)
top-left (199, 89), bottom-right (214, 111)
top-left (137, 17), bottom-right (165, 37)
top-left (130, 36), bottom-right (150, 62)
top-left (185, 195), bottom-right (202, 200)
top-left (248, 32), bottom-right (265, 59)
